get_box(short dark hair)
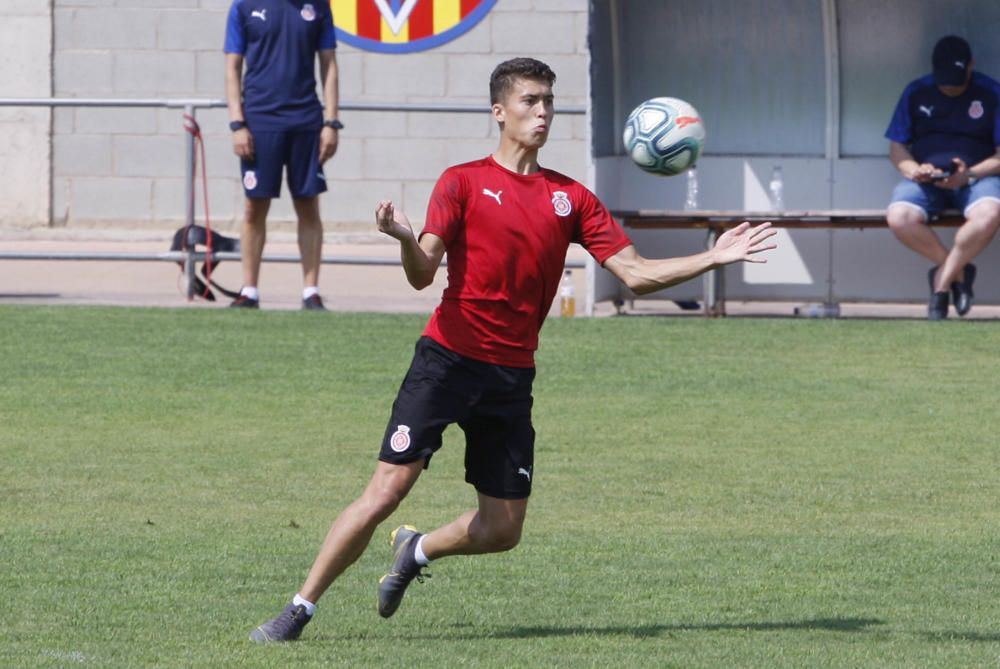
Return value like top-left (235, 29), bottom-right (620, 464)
top-left (489, 58), bottom-right (556, 105)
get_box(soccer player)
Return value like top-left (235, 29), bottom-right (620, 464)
top-left (223, 0), bottom-right (342, 310)
top-left (249, 57), bottom-right (776, 642)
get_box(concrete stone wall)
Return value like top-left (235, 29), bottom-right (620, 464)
top-left (0, 0), bottom-right (52, 228)
top-left (40, 0), bottom-right (590, 232)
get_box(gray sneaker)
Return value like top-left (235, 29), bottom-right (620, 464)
top-left (249, 603), bottom-right (312, 643)
top-left (377, 525), bottom-right (429, 618)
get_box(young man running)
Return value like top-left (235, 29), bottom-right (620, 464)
top-left (249, 57), bottom-right (776, 642)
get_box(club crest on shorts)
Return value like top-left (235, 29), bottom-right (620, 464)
top-left (969, 100), bottom-right (984, 119)
top-left (243, 170), bottom-right (258, 190)
top-left (552, 191), bottom-right (572, 217)
top-left (390, 425), bottom-right (411, 452)
top-left (300, 3), bottom-right (316, 21)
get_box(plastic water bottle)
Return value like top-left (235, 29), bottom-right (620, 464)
top-left (768, 166), bottom-right (784, 211)
top-left (559, 270), bottom-right (575, 317)
top-left (684, 168), bottom-right (699, 210)
top-left (793, 303), bottom-right (840, 318)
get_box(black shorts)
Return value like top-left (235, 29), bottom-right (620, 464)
top-left (379, 337), bottom-right (536, 500)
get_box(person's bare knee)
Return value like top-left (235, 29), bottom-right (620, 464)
top-left (356, 461), bottom-right (423, 524)
top-left (886, 204), bottom-right (925, 233)
top-left (293, 197), bottom-right (321, 225)
top-left (245, 197), bottom-right (271, 224)
top-left (965, 201), bottom-right (1000, 235)
top-left (470, 517), bottom-right (521, 552)
top-left (470, 495), bottom-right (527, 553)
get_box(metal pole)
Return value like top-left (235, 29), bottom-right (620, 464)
top-left (704, 226), bottom-right (726, 317)
top-left (183, 105), bottom-right (197, 300)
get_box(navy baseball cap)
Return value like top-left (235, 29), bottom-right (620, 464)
top-left (932, 35), bottom-right (972, 87)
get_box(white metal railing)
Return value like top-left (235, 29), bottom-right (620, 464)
top-left (0, 97), bottom-right (591, 308)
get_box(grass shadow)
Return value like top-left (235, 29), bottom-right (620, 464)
top-left (920, 630), bottom-right (1000, 643)
top-left (481, 617), bottom-right (885, 639)
top-left (317, 617), bottom-right (886, 643)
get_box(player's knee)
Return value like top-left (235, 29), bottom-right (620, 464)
top-left (244, 196), bottom-right (268, 213)
top-left (360, 488), bottom-right (406, 522)
top-left (479, 523), bottom-right (521, 553)
top-left (297, 213), bottom-right (322, 230)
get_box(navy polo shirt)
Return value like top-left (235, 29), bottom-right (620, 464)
top-left (224, 0), bottom-right (336, 131)
top-left (886, 72), bottom-right (1000, 170)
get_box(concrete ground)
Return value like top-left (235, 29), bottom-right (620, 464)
top-left (2, 225), bottom-right (998, 320)
top-left (0, 226), bottom-right (599, 317)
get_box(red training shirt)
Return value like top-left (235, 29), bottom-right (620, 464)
top-left (420, 156), bottom-right (632, 368)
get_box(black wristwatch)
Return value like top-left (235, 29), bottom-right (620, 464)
top-left (323, 119), bottom-right (344, 130)
top-left (229, 120), bottom-right (247, 132)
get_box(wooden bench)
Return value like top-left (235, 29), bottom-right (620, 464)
top-left (611, 209), bottom-right (965, 316)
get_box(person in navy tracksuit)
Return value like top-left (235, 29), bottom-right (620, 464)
top-left (224, 0), bottom-right (342, 310)
top-left (885, 35), bottom-right (1000, 320)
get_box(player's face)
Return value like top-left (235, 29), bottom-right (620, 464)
top-left (493, 78), bottom-right (554, 149)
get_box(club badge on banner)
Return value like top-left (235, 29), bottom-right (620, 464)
top-left (330, 0), bottom-right (497, 53)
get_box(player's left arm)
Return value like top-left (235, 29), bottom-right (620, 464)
top-left (603, 222), bottom-right (776, 295)
top-left (318, 48), bottom-right (339, 163)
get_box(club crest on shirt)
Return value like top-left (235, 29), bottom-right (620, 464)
top-left (969, 100), bottom-right (984, 120)
top-left (243, 170), bottom-right (258, 190)
top-left (390, 425), bottom-right (411, 452)
top-left (552, 191), bottom-right (572, 217)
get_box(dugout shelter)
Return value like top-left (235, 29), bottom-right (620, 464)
top-left (589, 0), bottom-right (1000, 309)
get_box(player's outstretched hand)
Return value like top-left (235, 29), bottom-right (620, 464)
top-left (712, 221), bottom-right (777, 265)
top-left (375, 200), bottom-right (414, 241)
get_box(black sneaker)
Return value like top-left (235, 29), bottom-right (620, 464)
top-left (928, 291), bottom-right (949, 320)
top-left (230, 295), bottom-right (260, 309)
top-left (951, 263), bottom-right (976, 317)
top-left (249, 603), bottom-right (312, 643)
top-left (377, 525), bottom-right (429, 618)
top-left (302, 294), bottom-right (328, 311)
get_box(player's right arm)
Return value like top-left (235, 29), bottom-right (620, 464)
top-left (375, 201), bottom-right (445, 290)
top-left (225, 53), bottom-right (253, 160)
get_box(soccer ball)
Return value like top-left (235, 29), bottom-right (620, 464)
top-left (622, 97), bottom-right (705, 176)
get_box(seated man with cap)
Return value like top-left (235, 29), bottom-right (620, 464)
top-left (885, 35), bottom-right (1000, 320)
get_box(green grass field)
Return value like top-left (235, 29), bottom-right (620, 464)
top-left (2, 306), bottom-right (1000, 668)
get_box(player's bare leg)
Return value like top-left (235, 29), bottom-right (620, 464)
top-left (232, 197), bottom-right (270, 308)
top-left (422, 495), bottom-right (528, 557)
top-left (249, 460), bottom-right (423, 642)
top-left (377, 494), bottom-right (528, 618)
top-left (241, 197), bottom-right (270, 288)
top-left (293, 196), bottom-right (325, 309)
top-left (300, 460), bottom-right (424, 602)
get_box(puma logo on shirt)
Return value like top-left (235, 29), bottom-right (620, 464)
top-left (482, 188), bottom-right (502, 205)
